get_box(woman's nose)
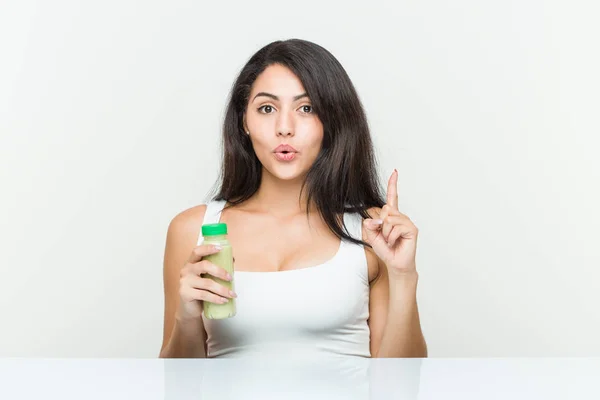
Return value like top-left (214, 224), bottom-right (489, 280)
top-left (276, 112), bottom-right (294, 136)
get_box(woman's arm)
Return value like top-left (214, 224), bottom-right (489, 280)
top-left (159, 206), bottom-right (208, 358)
top-left (368, 262), bottom-right (427, 358)
top-left (366, 193), bottom-right (428, 358)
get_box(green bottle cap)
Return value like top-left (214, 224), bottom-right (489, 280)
top-left (202, 223), bottom-right (228, 236)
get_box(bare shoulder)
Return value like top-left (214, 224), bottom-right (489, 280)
top-left (163, 204), bottom-right (208, 276)
top-left (167, 204), bottom-right (207, 242)
top-left (163, 204), bottom-right (208, 273)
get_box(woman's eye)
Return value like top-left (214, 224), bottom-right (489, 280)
top-left (300, 105), bottom-right (313, 113)
top-left (258, 105), bottom-right (274, 114)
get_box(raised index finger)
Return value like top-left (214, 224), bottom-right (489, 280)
top-left (386, 169), bottom-right (399, 210)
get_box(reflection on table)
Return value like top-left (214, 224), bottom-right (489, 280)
top-left (164, 354), bottom-right (422, 400)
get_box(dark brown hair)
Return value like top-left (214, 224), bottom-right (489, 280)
top-left (209, 39), bottom-right (385, 246)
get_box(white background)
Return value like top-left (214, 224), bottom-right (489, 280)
top-left (1, 0), bottom-right (598, 357)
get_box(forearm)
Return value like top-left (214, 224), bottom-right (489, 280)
top-left (159, 316), bottom-right (206, 358)
top-left (375, 272), bottom-right (427, 358)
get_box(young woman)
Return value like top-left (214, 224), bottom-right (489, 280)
top-left (159, 39), bottom-right (427, 358)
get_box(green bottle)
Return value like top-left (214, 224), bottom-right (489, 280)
top-left (201, 223), bottom-right (236, 319)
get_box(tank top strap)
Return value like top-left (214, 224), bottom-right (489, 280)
top-left (341, 211), bottom-right (369, 286)
top-left (197, 199), bottom-right (227, 245)
top-left (343, 211), bottom-right (364, 246)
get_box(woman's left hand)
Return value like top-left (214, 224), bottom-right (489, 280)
top-left (363, 169), bottom-right (419, 276)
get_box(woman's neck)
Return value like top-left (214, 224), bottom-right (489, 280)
top-left (243, 169), bottom-right (317, 217)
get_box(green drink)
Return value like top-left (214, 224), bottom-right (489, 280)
top-left (201, 223), bottom-right (236, 319)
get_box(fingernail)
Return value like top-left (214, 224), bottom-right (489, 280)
top-left (213, 245), bottom-right (222, 251)
top-left (394, 168), bottom-right (398, 174)
top-left (226, 273), bottom-right (232, 281)
top-left (230, 290), bottom-right (237, 298)
top-left (372, 219), bottom-right (383, 225)
top-left (220, 298), bottom-right (229, 304)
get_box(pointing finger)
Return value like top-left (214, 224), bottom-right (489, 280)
top-left (387, 169), bottom-right (399, 210)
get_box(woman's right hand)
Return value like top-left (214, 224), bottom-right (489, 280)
top-left (176, 244), bottom-right (236, 320)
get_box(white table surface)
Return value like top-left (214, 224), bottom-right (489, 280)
top-left (1, 357), bottom-right (599, 399)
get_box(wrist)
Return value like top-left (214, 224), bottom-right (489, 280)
top-left (388, 270), bottom-right (419, 296)
top-left (388, 268), bottom-right (419, 282)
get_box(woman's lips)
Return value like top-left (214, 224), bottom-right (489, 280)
top-left (274, 152), bottom-right (297, 161)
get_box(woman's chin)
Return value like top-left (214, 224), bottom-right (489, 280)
top-left (264, 165), bottom-right (307, 182)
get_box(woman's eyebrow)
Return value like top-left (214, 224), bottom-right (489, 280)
top-left (252, 92), bottom-right (309, 102)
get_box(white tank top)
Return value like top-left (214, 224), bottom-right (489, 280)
top-left (198, 200), bottom-right (371, 358)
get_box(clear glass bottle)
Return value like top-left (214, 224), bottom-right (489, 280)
top-left (201, 223), bottom-right (236, 319)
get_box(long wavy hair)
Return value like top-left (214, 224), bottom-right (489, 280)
top-left (209, 39), bottom-right (386, 247)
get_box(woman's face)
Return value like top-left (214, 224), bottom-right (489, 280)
top-left (243, 64), bottom-right (324, 182)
